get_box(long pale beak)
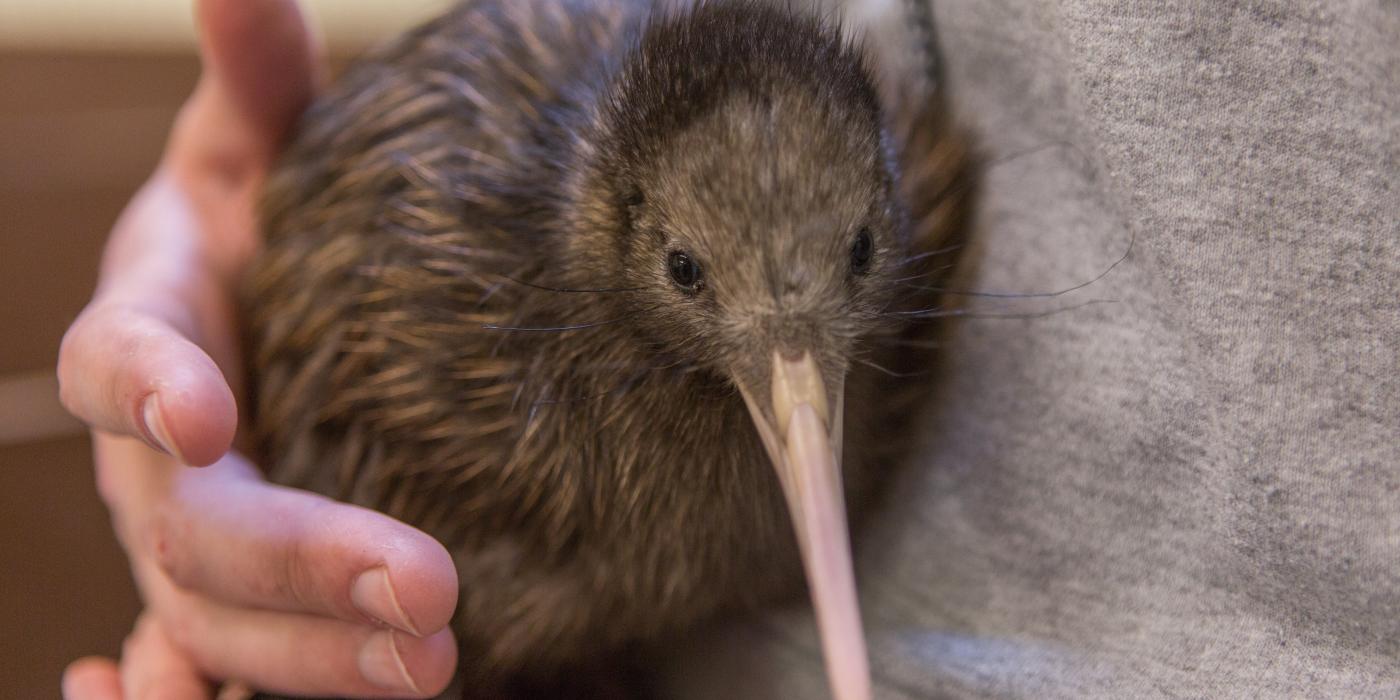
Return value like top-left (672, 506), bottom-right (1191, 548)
top-left (738, 351), bottom-right (870, 700)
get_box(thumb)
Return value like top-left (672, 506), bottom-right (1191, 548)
top-left (194, 0), bottom-right (322, 162)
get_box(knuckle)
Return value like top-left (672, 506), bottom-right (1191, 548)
top-left (276, 499), bottom-right (334, 610)
top-left (148, 506), bottom-right (193, 590)
top-left (228, 495), bottom-right (333, 611)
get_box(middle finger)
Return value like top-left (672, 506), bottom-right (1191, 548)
top-left (136, 557), bottom-right (457, 698)
top-left (148, 451), bottom-right (458, 637)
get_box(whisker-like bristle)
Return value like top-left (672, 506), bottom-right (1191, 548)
top-left (850, 354), bottom-right (929, 379)
top-left (894, 229), bottom-right (1135, 300)
top-left (887, 264), bottom-right (959, 285)
top-left (884, 298), bottom-right (1119, 323)
top-left (888, 243), bottom-right (964, 270)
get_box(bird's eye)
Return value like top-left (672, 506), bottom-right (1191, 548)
top-left (850, 228), bottom-right (874, 275)
top-left (668, 250), bottom-right (703, 292)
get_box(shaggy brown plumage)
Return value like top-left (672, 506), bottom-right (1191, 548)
top-left (242, 0), bottom-right (972, 696)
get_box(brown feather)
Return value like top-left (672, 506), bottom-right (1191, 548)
top-left (242, 0), bottom-right (974, 695)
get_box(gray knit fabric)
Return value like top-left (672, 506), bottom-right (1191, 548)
top-left (661, 1), bottom-right (1400, 697)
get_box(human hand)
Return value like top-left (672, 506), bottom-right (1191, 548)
top-left (56, 1), bottom-right (458, 696)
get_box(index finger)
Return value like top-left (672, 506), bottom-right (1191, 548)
top-left (150, 451), bottom-right (459, 638)
top-left (57, 0), bottom-right (320, 461)
top-left (57, 177), bottom-right (239, 466)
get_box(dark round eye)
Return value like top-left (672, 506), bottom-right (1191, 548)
top-left (668, 250), bottom-right (703, 291)
top-left (850, 228), bottom-right (874, 274)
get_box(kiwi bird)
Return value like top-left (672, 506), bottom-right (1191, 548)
top-left (242, 0), bottom-right (972, 697)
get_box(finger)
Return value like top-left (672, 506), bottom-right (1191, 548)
top-left (63, 657), bottom-right (122, 700)
top-left (152, 452), bottom-right (458, 637)
top-left (120, 614), bottom-right (212, 700)
top-left (163, 0), bottom-right (323, 282)
top-left (190, 0), bottom-right (321, 170)
top-left (59, 300), bottom-right (237, 467)
top-left (142, 561), bottom-right (456, 699)
top-left (209, 612), bottom-right (456, 698)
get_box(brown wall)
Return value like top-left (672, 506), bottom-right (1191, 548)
top-left (0, 50), bottom-right (199, 697)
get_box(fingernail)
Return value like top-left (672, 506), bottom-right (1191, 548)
top-left (141, 394), bottom-right (186, 464)
top-left (359, 629), bottom-right (420, 694)
top-left (352, 567), bottom-right (422, 636)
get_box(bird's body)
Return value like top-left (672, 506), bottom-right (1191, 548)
top-left (243, 0), bottom-right (971, 696)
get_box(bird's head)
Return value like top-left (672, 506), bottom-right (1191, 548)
top-left (561, 5), bottom-right (912, 698)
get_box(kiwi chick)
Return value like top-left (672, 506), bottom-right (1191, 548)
top-left (242, 0), bottom-right (972, 696)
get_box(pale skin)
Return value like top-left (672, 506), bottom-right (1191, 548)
top-left (57, 1), bottom-right (459, 697)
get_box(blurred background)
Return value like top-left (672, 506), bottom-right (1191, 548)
top-left (0, 2), bottom-right (445, 695)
